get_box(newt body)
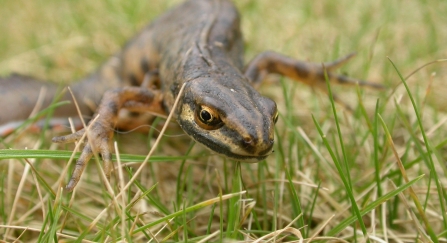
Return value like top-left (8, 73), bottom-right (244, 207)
top-left (0, 0), bottom-right (382, 191)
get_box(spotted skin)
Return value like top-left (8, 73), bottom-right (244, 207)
top-left (0, 0), bottom-right (383, 191)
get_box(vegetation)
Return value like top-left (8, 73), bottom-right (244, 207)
top-left (1, 0), bottom-right (446, 242)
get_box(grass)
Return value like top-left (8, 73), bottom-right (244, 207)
top-left (1, 0), bottom-right (447, 242)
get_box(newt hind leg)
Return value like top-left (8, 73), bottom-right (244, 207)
top-left (245, 51), bottom-right (384, 110)
top-left (115, 70), bottom-right (163, 132)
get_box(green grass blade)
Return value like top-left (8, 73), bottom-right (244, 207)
top-left (176, 142), bottom-right (196, 207)
top-left (379, 109), bottom-right (439, 242)
top-left (322, 68), bottom-right (370, 241)
top-left (356, 84), bottom-right (373, 133)
top-left (37, 201), bottom-right (52, 242)
top-left (0, 149), bottom-right (201, 162)
top-left (388, 58), bottom-right (446, 239)
top-left (312, 114), bottom-right (369, 241)
top-left (326, 174), bottom-right (424, 236)
top-left (132, 190), bottom-right (246, 234)
top-left (228, 163), bottom-right (242, 239)
top-left (48, 189), bottom-right (63, 243)
top-left (373, 99), bottom-right (383, 198)
top-left (284, 167), bottom-right (305, 236)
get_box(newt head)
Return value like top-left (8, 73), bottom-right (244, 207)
top-left (176, 76), bottom-right (278, 162)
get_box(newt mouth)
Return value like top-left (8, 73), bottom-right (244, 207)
top-left (227, 152), bottom-right (272, 162)
top-left (213, 144), bottom-right (274, 162)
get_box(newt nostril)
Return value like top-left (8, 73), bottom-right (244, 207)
top-left (243, 137), bottom-right (253, 145)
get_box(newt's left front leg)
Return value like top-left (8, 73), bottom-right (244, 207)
top-left (245, 51), bottom-right (384, 109)
top-left (52, 87), bottom-right (165, 191)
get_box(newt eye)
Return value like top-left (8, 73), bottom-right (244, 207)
top-left (200, 109), bottom-right (213, 122)
top-left (273, 111), bottom-right (279, 124)
top-left (195, 105), bottom-right (223, 130)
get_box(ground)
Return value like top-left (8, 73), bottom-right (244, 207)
top-left (0, 0), bottom-right (446, 242)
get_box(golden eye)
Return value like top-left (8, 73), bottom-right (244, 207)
top-left (195, 105), bottom-right (223, 130)
top-left (273, 111), bottom-right (279, 124)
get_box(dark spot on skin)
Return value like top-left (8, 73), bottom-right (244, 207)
top-left (128, 111), bottom-right (141, 117)
top-left (294, 65), bottom-right (309, 79)
top-left (266, 61), bottom-right (277, 73)
top-left (107, 102), bottom-right (119, 115)
top-left (132, 90), bottom-right (155, 104)
top-left (128, 73), bottom-right (139, 86)
top-left (140, 57), bottom-right (150, 74)
top-left (247, 67), bottom-right (259, 83)
top-left (76, 159), bottom-right (85, 166)
top-left (170, 82), bottom-right (180, 97)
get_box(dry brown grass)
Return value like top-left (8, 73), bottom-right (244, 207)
top-left (1, 0), bottom-right (446, 242)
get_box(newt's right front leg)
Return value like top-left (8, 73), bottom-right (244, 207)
top-left (52, 87), bottom-right (165, 191)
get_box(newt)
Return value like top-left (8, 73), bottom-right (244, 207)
top-left (0, 0), bottom-right (383, 191)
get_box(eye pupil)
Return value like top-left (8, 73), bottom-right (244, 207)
top-left (200, 110), bottom-right (212, 122)
top-left (195, 105), bottom-right (223, 130)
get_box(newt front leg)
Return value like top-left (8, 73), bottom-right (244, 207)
top-left (245, 52), bottom-right (384, 109)
top-left (52, 87), bottom-right (165, 191)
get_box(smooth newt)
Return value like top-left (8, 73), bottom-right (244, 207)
top-left (0, 0), bottom-right (383, 191)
